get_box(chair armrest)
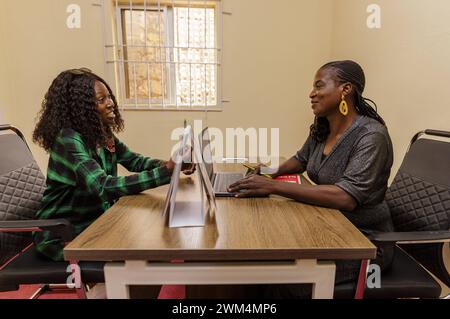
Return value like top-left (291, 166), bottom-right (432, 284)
top-left (0, 219), bottom-right (75, 242)
top-left (368, 230), bottom-right (450, 244)
top-left (0, 124), bottom-right (13, 131)
top-left (424, 129), bottom-right (450, 139)
top-left (0, 124), bottom-right (29, 149)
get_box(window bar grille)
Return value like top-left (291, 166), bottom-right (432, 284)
top-left (114, 0), bottom-right (121, 107)
top-left (129, 0), bottom-right (139, 109)
top-left (218, 0), bottom-right (224, 107)
top-left (108, 44), bottom-right (224, 50)
top-left (175, 4), bottom-right (179, 108)
top-left (204, 0), bottom-right (207, 108)
top-left (144, 0), bottom-right (152, 109)
top-left (111, 59), bottom-right (217, 65)
top-left (203, 0), bottom-right (208, 119)
top-left (166, 4), bottom-right (175, 108)
top-left (172, 0), bottom-right (178, 109)
top-left (157, 0), bottom-right (166, 108)
top-left (188, 0), bottom-right (192, 109)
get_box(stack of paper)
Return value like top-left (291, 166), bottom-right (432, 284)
top-left (163, 125), bottom-right (216, 228)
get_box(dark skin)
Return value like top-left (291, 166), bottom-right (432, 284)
top-left (94, 81), bottom-right (195, 175)
top-left (228, 68), bottom-right (358, 212)
top-left (95, 81), bottom-right (117, 126)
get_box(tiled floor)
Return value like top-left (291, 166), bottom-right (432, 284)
top-left (1, 282), bottom-right (448, 299)
top-left (0, 285), bottom-right (77, 299)
top-left (0, 284), bottom-right (185, 299)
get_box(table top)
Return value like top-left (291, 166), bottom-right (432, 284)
top-left (64, 163), bottom-right (376, 261)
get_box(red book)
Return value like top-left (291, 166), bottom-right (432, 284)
top-left (274, 174), bottom-right (302, 184)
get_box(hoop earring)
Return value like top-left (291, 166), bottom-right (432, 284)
top-left (339, 96), bottom-right (348, 116)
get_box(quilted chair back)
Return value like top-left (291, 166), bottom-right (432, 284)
top-left (385, 130), bottom-right (450, 285)
top-left (0, 126), bottom-right (46, 266)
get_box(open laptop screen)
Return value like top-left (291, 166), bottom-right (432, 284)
top-left (201, 128), bottom-right (214, 181)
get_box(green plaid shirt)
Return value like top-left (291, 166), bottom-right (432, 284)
top-left (33, 128), bottom-right (171, 261)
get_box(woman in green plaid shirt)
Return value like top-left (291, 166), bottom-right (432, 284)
top-left (32, 68), bottom-right (193, 261)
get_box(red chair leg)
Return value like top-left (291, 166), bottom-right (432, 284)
top-left (70, 260), bottom-right (87, 299)
top-left (355, 259), bottom-right (370, 299)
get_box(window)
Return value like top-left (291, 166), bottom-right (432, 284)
top-left (111, 0), bottom-right (222, 110)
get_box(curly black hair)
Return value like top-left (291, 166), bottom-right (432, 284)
top-left (310, 60), bottom-right (385, 143)
top-left (33, 68), bottom-right (124, 152)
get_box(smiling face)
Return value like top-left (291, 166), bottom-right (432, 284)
top-left (94, 80), bottom-right (116, 127)
top-left (309, 67), bottom-right (345, 117)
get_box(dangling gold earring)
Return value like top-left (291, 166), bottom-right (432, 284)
top-left (339, 95), bottom-right (348, 116)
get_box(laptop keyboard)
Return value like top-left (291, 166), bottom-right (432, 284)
top-left (214, 173), bottom-right (244, 193)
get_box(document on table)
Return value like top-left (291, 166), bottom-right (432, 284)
top-left (193, 131), bottom-right (216, 211)
top-left (163, 125), bottom-right (213, 228)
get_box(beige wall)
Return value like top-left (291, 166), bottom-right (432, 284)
top-left (0, 0), bottom-right (105, 170)
top-left (0, 1), bottom-right (12, 125)
top-left (1, 0), bottom-right (449, 179)
top-left (0, 0), bottom-right (333, 173)
top-left (331, 0), bottom-right (450, 178)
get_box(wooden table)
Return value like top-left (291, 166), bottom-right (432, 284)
top-left (64, 163), bottom-right (376, 299)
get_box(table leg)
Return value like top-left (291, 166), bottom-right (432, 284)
top-left (305, 260), bottom-right (336, 299)
top-left (104, 259), bottom-right (336, 299)
top-left (104, 261), bottom-right (132, 299)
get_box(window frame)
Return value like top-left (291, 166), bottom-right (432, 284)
top-left (116, 5), bottom-right (176, 108)
top-left (112, 1), bottom-right (223, 111)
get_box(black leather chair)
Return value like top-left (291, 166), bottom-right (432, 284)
top-left (0, 124), bottom-right (104, 298)
top-left (335, 129), bottom-right (450, 299)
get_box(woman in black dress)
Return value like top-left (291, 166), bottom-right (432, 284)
top-left (229, 60), bottom-right (394, 297)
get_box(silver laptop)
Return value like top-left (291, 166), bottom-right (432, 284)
top-left (201, 128), bottom-right (245, 197)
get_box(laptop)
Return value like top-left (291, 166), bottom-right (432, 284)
top-left (201, 128), bottom-right (245, 197)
